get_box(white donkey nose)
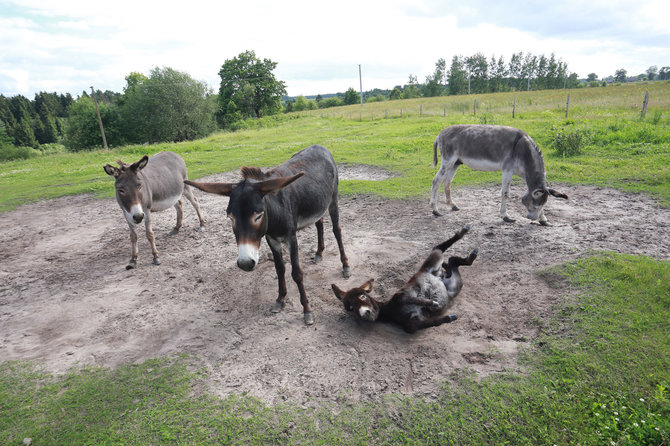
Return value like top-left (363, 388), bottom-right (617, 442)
top-left (236, 243), bottom-right (259, 272)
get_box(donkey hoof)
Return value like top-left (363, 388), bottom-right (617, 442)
top-left (539, 220), bottom-right (550, 227)
top-left (198, 226), bottom-right (205, 232)
top-left (470, 248), bottom-right (479, 259)
top-left (342, 266), bottom-right (351, 279)
top-left (503, 216), bottom-right (516, 223)
top-left (270, 300), bottom-right (285, 314)
top-left (451, 205), bottom-right (460, 211)
top-left (432, 209), bottom-right (443, 217)
top-left (313, 253), bottom-right (323, 264)
top-left (152, 257), bottom-right (161, 266)
top-left (126, 261), bottom-right (136, 270)
top-left (303, 311), bottom-right (315, 326)
top-left (448, 314), bottom-right (458, 322)
top-left (169, 228), bottom-right (180, 235)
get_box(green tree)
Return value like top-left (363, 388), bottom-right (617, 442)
top-left (614, 68), bottom-right (628, 83)
top-left (64, 96), bottom-right (122, 151)
top-left (646, 65), bottom-right (658, 81)
top-left (587, 73), bottom-right (598, 82)
top-left (217, 50), bottom-right (286, 127)
top-left (120, 67), bottom-right (215, 143)
top-left (8, 95), bottom-right (37, 148)
top-left (389, 87), bottom-right (402, 100)
top-left (343, 87), bottom-right (360, 105)
top-left (447, 56), bottom-right (467, 95)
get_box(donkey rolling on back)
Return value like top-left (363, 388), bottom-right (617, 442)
top-left (331, 225), bottom-right (477, 333)
top-left (104, 151), bottom-right (205, 269)
top-left (430, 125), bottom-right (568, 225)
top-left (185, 144), bottom-right (350, 326)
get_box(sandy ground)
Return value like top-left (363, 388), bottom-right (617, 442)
top-left (1, 167), bottom-right (668, 407)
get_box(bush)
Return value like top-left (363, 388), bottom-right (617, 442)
top-left (0, 145), bottom-right (39, 161)
top-left (551, 124), bottom-right (590, 157)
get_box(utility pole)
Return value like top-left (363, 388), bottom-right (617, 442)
top-left (90, 86), bottom-right (108, 149)
top-left (358, 64), bottom-right (363, 108)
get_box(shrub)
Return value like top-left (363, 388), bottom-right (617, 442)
top-left (551, 124), bottom-right (590, 157)
top-left (0, 145), bottom-right (39, 161)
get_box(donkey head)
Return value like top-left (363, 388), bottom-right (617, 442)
top-left (521, 187), bottom-right (568, 221)
top-left (185, 172), bottom-right (304, 272)
top-left (331, 279), bottom-right (380, 321)
top-left (104, 155), bottom-right (149, 225)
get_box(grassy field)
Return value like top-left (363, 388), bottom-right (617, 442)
top-left (1, 253), bottom-right (668, 444)
top-left (0, 81), bottom-right (669, 212)
top-left (1, 82), bottom-right (669, 444)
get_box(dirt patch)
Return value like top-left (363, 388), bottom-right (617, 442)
top-left (1, 177), bottom-right (668, 408)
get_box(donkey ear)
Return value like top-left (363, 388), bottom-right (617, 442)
top-left (532, 188), bottom-right (548, 200)
top-left (254, 172), bottom-right (305, 195)
top-left (548, 188), bottom-right (568, 200)
top-left (103, 164), bottom-right (120, 177)
top-left (360, 279), bottom-right (375, 292)
top-left (131, 155), bottom-right (149, 171)
top-left (331, 284), bottom-right (346, 301)
top-left (185, 179), bottom-right (236, 196)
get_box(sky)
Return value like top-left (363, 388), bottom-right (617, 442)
top-left (1, 0), bottom-right (669, 99)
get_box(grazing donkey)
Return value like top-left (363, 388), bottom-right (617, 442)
top-left (331, 225), bottom-right (477, 333)
top-left (185, 144), bottom-right (350, 325)
top-left (430, 124), bottom-right (568, 225)
top-left (104, 151), bottom-right (205, 269)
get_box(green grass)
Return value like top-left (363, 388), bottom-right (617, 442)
top-left (1, 81), bottom-right (669, 212)
top-left (2, 253), bottom-right (668, 445)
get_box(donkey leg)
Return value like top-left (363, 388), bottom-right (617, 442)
top-left (183, 184), bottom-right (205, 231)
top-left (267, 237), bottom-right (288, 314)
top-left (144, 213), bottom-right (160, 265)
top-left (442, 249), bottom-right (478, 298)
top-left (430, 165), bottom-right (448, 216)
top-left (432, 224), bottom-right (470, 253)
top-left (169, 200), bottom-right (183, 235)
top-left (126, 224), bottom-right (139, 270)
top-left (314, 217), bottom-right (325, 264)
top-left (287, 232), bottom-right (314, 325)
top-left (328, 199), bottom-right (350, 278)
top-left (403, 314), bottom-right (458, 333)
top-left (500, 170), bottom-right (515, 223)
top-left (443, 164), bottom-right (461, 211)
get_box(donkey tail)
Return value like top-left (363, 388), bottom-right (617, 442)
top-left (432, 138), bottom-right (439, 167)
top-left (433, 224), bottom-right (470, 253)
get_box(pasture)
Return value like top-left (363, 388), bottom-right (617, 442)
top-left (1, 82), bottom-right (669, 444)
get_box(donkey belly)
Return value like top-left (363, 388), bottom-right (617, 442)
top-left (460, 155), bottom-right (504, 172)
top-left (150, 192), bottom-right (182, 212)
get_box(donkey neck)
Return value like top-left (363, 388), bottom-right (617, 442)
top-left (520, 146), bottom-right (547, 190)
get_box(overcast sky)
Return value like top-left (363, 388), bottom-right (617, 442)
top-left (1, 0), bottom-right (668, 99)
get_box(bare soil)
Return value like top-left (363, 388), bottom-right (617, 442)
top-left (1, 169), bottom-right (668, 407)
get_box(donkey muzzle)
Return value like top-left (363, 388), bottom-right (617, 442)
top-left (236, 243), bottom-right (259, 272)
top-left (133, 212), bottom-right (145, 224)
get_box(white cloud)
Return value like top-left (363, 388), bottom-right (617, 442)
top-left (0, 0), bottom-right (668, 98)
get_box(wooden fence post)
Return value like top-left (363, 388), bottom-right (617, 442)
top-left (512, 98), bottom-right (517, 119)
top-left (473, 99), bottom-right (477, 115)
top-left (420, 104), bottom-right (423, 116)
top-left (385, 109), bottom-right (388, 119)
top-left (641, 91), bottom-right (649, 118)
top-left (443, 104), bottom-right (446, 117)
top-left (565, 94), bottom-right (570, 119)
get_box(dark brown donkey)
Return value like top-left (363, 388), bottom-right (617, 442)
top-left (185, 144), bottom-right (350, 325)
top-left (331, 225), bottom-right (476, 333)
top-left (104, 151), bottom-right (205, 269)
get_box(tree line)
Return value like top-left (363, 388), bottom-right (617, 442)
top-left (1, 49), bottom-right (668, 156)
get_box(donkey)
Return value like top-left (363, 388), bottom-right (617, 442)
top-left (430, 125), bottom-right (568, 225)
top-left (185, 144), bottom-right (350, 325)
top-left (331, 225), bottom-right (477, 333)
top-left (104, 151), bottom-right (205, 269)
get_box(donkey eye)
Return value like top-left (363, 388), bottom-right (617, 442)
top-left (253, 212), bottom-right (264, 224)
top-left (117, 189), bottom-right (126, 196)
top-left (360, 294), bottom-right (368, 302)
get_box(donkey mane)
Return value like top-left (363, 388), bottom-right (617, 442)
top-left (241, 166), bottom-right (274, 181)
